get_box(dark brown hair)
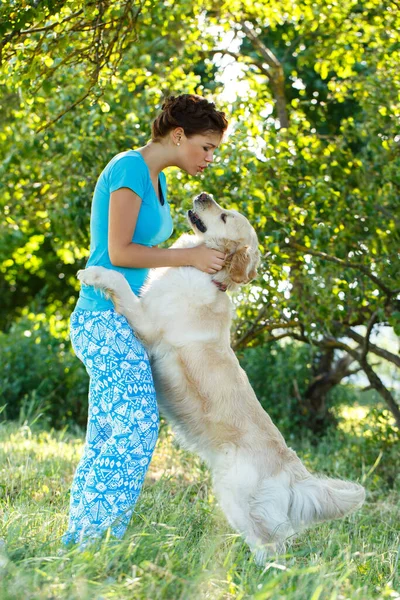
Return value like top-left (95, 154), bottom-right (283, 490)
top-left (151, 94), bottom-right (228, 141)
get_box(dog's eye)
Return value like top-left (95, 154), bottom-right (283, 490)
top-left (221, 213), bottom-right (228, 223)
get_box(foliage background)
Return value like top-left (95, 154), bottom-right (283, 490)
top-left (1, 0), bottom-right (399, 432)
top-left (0, 3), bottom-right (399, 599)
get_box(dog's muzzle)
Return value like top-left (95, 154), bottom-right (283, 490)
top-left (188, 209), bottom-right (207, 233)
top-left (195, 192), bottom-right (213, 205)
top-left (189, 192), bottom-right (216, 232)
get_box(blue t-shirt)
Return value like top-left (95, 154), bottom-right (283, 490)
top-left (76, 151), bottom-right (173, 311)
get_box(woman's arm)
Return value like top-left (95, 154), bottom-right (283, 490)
top-left (108, 188), bottom-right (225, 274)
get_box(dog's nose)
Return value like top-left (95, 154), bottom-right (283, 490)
top-left (196, 192), bottom-right (212, 203)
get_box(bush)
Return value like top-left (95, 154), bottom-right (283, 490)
top-left (238, 341), bottom-right (360, 437)
top-left (1, 316), bottom-right (384, 440)
top-left (0, 313), bottom-right (88, 428)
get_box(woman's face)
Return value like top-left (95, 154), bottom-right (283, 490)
top-left (177, 131), bottom-right (222, 176)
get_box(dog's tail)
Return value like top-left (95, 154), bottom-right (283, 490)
top-left (289, 474), bottom-right (365, 529)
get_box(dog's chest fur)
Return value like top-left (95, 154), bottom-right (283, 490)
top-left (141, 265), bottom-right (233, 347)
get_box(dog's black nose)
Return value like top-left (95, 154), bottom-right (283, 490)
top-left (196, 192), bottom-right (212, 203)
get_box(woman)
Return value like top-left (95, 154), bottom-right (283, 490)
top-left (62, 94), bottom-right (228, 548)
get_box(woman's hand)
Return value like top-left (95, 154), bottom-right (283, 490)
top-left (188, 244), bottom-right (226, 274)
top-left (108, 188), bottom-right (226, 272)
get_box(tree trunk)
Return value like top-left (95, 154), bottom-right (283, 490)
top-left (358, 357), bottom-right (400, 429)
top-left (270, 66), bottom-right (289, 129)
top-left (302, 350), bottom-right (356, 435)
top-left (240, 21), bottom-right (289, 129)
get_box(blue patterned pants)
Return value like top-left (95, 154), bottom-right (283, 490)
top-left (61, 308), bottom-right (159, 547)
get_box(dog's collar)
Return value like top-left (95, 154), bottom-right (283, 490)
top-left (212, 279), bottom-right (228, 292)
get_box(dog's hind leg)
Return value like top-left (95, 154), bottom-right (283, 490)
top-left (211, 454), bottom-right (277, 565)
top-left (244, 472), bottom-right (297, 564)
top-left (213, 475), bottom-right (287, 565)
top-left (213, 479), bottom-right (250, 534)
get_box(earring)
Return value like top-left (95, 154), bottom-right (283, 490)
top-left (176, 142), bottom-right (181, 146)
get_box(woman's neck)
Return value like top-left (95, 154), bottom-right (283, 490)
top-left (137, 141), bottom-right (174, 178)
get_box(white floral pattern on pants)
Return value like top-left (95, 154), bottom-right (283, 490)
top-left (62, 309), bottom-right (159, 547)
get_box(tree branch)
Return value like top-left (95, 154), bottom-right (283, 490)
top-left (287, 240), bottom-right (397, 297)
top-left (346, 329), bottom-right (400, 367)
top-left (344, 366), bottom-right (364, 377)
top-left (232, 307), bottom-right (299, 349)
top-left (238, 20), bottom-right (289, 128)
top-left (361, 310), bottom-right (379, 362)
top-left (19, 10), bottom-right (85, 35)
top-left (240, 21), bottom-right (281, 69)
top-left (30, 1), bottom-right (141, 132)
top-left (358, 356), bottom-right (400, 429)
top-left (35, 85), bottom-right (99, 133)
top-left (289, 331), bottom-right (400, 428)
top-left (0, 8), bottom-right (85, 61)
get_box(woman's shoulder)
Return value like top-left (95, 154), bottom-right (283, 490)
top-left (100, 151), bottom-right (151, 189)
top-left (106, 150), bottom-right (147, 171)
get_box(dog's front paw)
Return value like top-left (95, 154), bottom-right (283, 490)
top-left (77, 266), bottom-right (111, 288)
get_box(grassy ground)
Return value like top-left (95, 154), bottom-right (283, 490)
top-left (0, 407), bottom-right (399, 600)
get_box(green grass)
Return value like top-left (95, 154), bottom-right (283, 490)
top-left (0, 408), bottom-right (399, 600)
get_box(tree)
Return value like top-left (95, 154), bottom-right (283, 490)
top-left (1, 0), bottom-right (399, 431)
top-left (202, 0), bottom-right (400, 430)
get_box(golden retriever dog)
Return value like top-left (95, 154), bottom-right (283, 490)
top-left (78, 192), bottom-right (365, 564)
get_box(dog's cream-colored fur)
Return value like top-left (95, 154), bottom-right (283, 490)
top-left (78, 192), bottom-right (365, 564)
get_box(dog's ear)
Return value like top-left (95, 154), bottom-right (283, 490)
top-left (247, 263), bottom-right (258, 281)
top-left (228, 245), bottom-right (255, 284)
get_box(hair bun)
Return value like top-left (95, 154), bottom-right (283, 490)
top-left (152, 94), bottom-right (228, 140)
top-left (161, 96), bottom-right (177, 112)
